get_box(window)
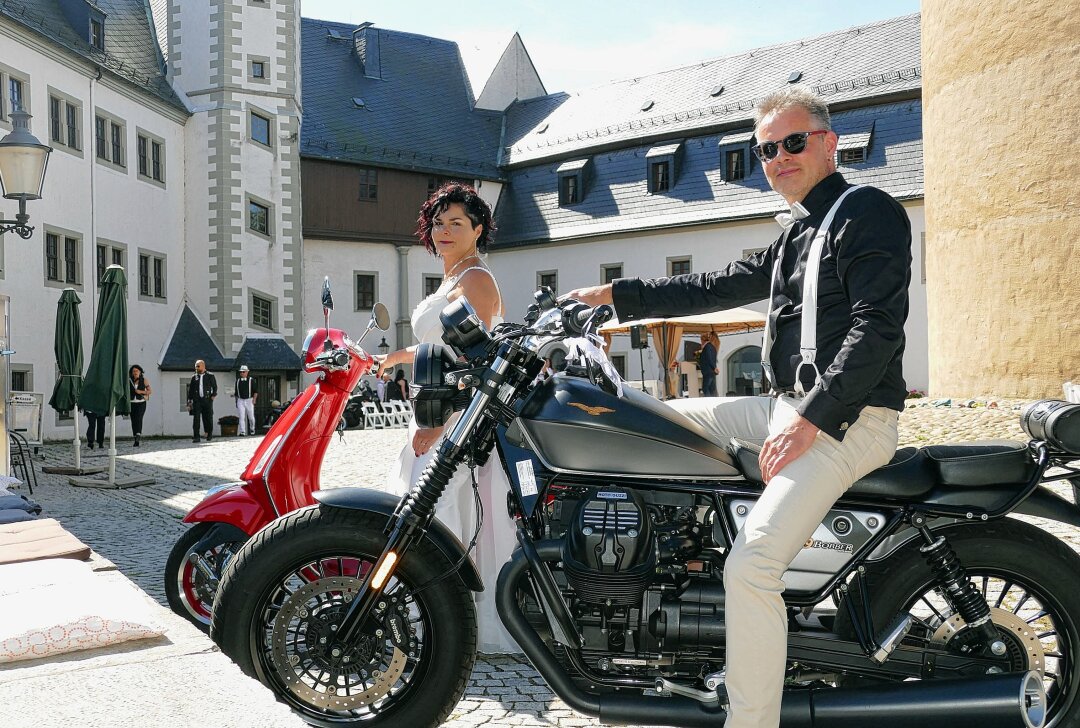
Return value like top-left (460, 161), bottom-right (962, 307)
top-left (355, 273), bottom-right (376, 310)
top-left (90, 19), bottom-right (104, 50)
top-left (248, 199), bottom-right (270, 235)
top-left (9, 77), bottom-right (23, 114)
top-left (725, 149), bottom-right (746, 181)
top-left (556, 158), bottom-right (590, 207)
top-left (668, 257), bottom-right (691, 277)
top-left (0, 66), bottom-right (30, 122)
top-left (66, 101), bottom-right (79, 149)
top-left (250, 111), bottom-right (271, 148)
top-left (96, 242), bottom-right (125, 284)
top-left (538, 271), bottom-right (558, 294)
top-left (358, 168), bottom-right (378, 201)
top-left (424, 275), bottom-right (442, 297)
top-left (10, 366), bottom-right (31, 392)
top-left (602, 264), bottom-right (623, 284)
top-left (839, 147), bottom-right (866, 165)
top-left (49, 96), bottom-right (61, 142)
top-left (94, 111), bottom-right (126, 169)
top-left (136, 130), bottom-right (166, 183)
top-left (251, 61), bottom-right (265, 79)
top-left (251, 292), bottom-right (275, 330)
top-left (610, 354), bottom-right (627, 380)
top-left (138, 250), bottom-right (167, 300)
top-left (45, 229), bottom-right (81, 287)
top-left (649, 161), bottom-right (670, 193)
top-left (646, 142), bottom-right (681, 193)
top-left (559, 175), bottom-right (579, 205)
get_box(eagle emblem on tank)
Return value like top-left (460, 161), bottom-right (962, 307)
top-left (567, 402), bottom-right (616, 416)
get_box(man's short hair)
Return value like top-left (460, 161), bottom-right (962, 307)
top-left (754, 85), bottom-right (831, 132)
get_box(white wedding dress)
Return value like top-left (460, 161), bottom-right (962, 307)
top-left (379, 266), bottom-right (520, 654)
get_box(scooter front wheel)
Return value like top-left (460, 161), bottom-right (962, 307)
top-left (211, 505), bottom-right (477, 727)
top-left (165, 521), bottom-right (247, 632)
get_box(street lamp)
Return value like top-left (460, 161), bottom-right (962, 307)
top-left (0, 108), bottom-right (51, 239)
top-left (377, 337), bottom-right (390, 356)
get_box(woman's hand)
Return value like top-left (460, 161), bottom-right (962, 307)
top-left (412, 425), bottom-right (445, 456)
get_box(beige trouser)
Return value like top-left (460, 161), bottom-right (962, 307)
top-left (666, 395), bottom-right (899, 728)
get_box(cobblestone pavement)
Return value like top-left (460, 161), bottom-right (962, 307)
top-left (13, 398), bottom-right (1080, 727)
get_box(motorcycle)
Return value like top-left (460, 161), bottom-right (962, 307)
top-left (211, 287), bottom-right (1080, 728)
top-left (164, 279), bottom-right (390, 631)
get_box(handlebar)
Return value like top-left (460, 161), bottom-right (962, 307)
top-left (562, 302), bottom-right (614, 337)
top-left (314, 349), bottom-right (350, 369)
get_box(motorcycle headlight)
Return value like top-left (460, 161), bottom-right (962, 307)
top-left (412, 343), bottom-right (465, 428)
top-left (439, 297), bottom-right (491, 360)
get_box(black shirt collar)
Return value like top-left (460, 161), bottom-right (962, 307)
top-left (798, 172), bottom-right (848, 221)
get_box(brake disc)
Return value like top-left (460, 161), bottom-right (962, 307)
top-left (268, 577), bottom-right (410, 711)
top-left (930, 606), bottom-right (1046, 674)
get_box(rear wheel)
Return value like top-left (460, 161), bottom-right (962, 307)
top-left (165, 522), bottom-right (245, 632)
top-left (836, 519), bottom-right (1080, 728)
top-left (211, 505), bottom-right (476, 727)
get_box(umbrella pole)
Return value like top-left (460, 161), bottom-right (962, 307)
top-left (73, 411), bottom-right (82, 470)
top-left (108, 407), bottom-right (117, 485)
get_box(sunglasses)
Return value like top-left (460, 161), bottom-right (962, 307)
top-left (751, 130), bottom-right (829, 163)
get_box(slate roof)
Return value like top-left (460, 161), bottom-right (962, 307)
top-left (235, 335), bottom-right (302, 372)
top-left (501, 13), bottom-right (921, 166)
top-left (160, 306), bottom-right (233, 371)
top-left (300, 18), bottom-right (503, 180)
top-left (494, 99), bottom-right (923, 246)
top-left (0, 0), bottom-right (186, 111)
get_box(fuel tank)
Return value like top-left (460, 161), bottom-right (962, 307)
top-left (516, 374), bottom-right (739, 478)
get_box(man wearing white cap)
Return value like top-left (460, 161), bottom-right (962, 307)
top-left (235, 365), bottom-right (258, 436)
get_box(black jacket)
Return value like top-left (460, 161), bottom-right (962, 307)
top-left (612, 173), bottom-right (911, 441)
top-left (187, 372), bottom-right (218, 402)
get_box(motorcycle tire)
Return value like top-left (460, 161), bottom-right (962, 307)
top-left (165, 522), bottom-right (247, 633)
top-left (211, 505), bottom-right (477, 728)
top-left (836, 519), bottom-right (1080, 728)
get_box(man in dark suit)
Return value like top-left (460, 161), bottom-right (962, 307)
top-left (698, 333), bottom-right (719, 396)
top-left (187, 359), bottom-right (218, 443)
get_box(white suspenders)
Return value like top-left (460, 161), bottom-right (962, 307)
top-left (761, 185), bottom-right (865, 395)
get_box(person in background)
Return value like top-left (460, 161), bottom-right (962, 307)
top-left (186, 359), bottom-right (218, 443)
top-left (83, 407), bottom-right (106, 450)
top-left (234, 365), bottom-right (257, 436)
top-left (698, 333), bottom-right (719, 396)
top-left (375, 373), bottom-right (387, 403)
top-left (380, 370), bottom-right (394, 402)
top-left (128, 364), bottom-right (151, 446)
top-left (386, 369), bottom-right (408, 402)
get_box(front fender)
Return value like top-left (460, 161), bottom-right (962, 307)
top-left (313, 488), bottom-right (484, 592)
top-left (183, 483), bottom-right (272, 536)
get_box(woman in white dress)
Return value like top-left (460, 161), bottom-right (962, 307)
top-left (375, 183), bottom-right (519, 653)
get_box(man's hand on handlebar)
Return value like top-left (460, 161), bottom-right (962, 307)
top-left (560, 284), bottom-right (614, 308)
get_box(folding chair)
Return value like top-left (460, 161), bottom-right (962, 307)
top-left (385, 401), bottom-right (409, 428)
top-left (361, 402), bottom-right (388, 429)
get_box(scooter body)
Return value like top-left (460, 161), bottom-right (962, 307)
top-left (166, 322), bottom-right (379, 629)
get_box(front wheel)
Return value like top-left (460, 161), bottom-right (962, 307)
top-left (837, 519), bottom-right (1080, 728)
top-left (211, 505), bottom-right (477, 727)
top-left (165, 521), bottom-right (246, 632)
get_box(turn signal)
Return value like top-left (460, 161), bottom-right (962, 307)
top-left (371, 552), bottom-right (398, 589)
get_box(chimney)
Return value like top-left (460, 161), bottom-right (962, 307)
top-left (352, 22), bottom-right (381, 79)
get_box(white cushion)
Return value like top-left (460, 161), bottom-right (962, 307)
top-left (0, 559), bottom-right (164, 664)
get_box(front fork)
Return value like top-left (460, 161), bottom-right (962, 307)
top-left (333, 355), bottom-right (514, 645)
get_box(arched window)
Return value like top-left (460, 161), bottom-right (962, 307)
top-left (726, 346), bottom-right (763, 396)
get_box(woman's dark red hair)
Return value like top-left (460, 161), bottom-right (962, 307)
top-left (415, 182), bottom-right (496, 255)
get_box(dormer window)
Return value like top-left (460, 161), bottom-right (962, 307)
top-left (645, 141), bottom-right (682, 194)
top-left (718, 129), bottom-right (755, 183)
top-left (556, 158), bottom-right (591, 207)
top-left (90, 18), bottom-right (103, 50)
top-left (835, 121), bottom-right (875, 167)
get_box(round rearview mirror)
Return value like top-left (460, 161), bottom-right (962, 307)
top-left (372, 302), bottom-right (391, 331)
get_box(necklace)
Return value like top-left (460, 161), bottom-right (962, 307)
top-left (444, 253), bottom-right (481, 280)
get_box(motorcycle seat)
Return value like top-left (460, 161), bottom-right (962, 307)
top-left (727, 438), bottom-right (1034, 500)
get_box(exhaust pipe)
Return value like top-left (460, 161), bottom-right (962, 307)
top-left (496, 541), bottom-right (1046, 728)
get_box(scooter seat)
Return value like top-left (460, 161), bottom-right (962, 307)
top-left (727, 438), bottom-right (1034, 501)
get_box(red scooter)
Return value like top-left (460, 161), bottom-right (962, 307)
top-left (165, 280), bottom-right (390, 630)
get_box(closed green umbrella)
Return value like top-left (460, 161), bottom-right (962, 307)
top-left (80, 265), bottom-right (129, 485)
top-left (48, 288), bottom-right (84, 470)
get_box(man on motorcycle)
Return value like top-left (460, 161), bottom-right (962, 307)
top-left (565, 85), bottom-right (911, 728)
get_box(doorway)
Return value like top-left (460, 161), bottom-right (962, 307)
top-left (252, 372), bottom-right (281, 429)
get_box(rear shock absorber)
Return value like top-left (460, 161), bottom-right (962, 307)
top-left (916, 523), bottom-right (1007, 657)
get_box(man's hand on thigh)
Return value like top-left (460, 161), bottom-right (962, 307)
top-left (759, 413), bottom-right (820, 483)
